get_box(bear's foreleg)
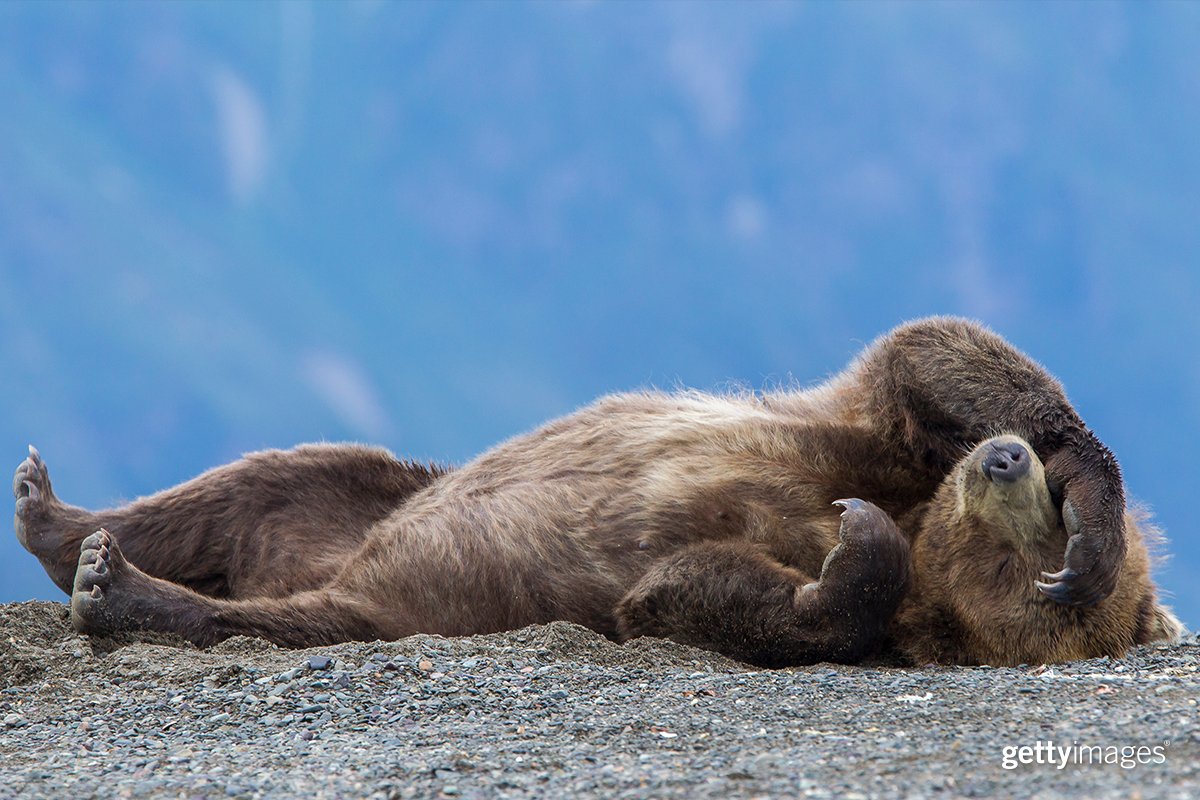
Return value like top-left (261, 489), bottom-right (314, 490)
top-left (855, 317), bottom-right (1126, 607)
top-left (614, 499), bottom-right (910, 667)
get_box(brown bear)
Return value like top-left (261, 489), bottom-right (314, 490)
top-left (11, 317), bottom-right (1182, 666)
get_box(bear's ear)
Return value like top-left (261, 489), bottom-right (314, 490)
top-left (1140, 602), bottom-right (1184, 645)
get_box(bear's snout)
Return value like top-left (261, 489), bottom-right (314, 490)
top-left (981, 441), bottom-right (1030, 484)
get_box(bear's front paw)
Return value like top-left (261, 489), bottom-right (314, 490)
top-left (814, 499), bottom-right (911, 602)
top-left (1035, 497), bottom-right (1123, 606)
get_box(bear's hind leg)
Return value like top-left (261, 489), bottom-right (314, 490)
top-left (14, 444), bottom-right (446, 599)
top-left (70, 529), bottom-right (391, 648)
top-left (615, 499), bottom-right (911, 667)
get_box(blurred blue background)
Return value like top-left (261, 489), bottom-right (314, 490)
top-left (0, 1), bottom-right (1196, 627)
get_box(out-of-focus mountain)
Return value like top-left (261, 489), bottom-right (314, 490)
top-left (0, 1), bottom-right (1197, 626)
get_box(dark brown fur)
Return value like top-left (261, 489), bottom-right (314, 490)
top-left (12, 318), bottom-right (1181, 666)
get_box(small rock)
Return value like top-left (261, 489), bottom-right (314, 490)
top-left (3, 713), bottom-right (23, 728)
top-left (307, 656), bottom-right (333, 670)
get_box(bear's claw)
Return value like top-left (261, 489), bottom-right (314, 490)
top-left (14, 445), bottom-right (54, 507)
top-left (1034, 499), bottom-right (1119, 606)
top-left (1036, 565), bottom-right (1105, 606)
top-left (77, 530), bottom-right (115, 582)
top-left (831, 498), bottom-right (897, 544)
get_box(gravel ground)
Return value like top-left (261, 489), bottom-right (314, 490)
top-left (0, 601), bottom-right (1197, 799)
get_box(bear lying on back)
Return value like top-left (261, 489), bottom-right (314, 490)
top-left (13, 317), bottom-right (1182, 666)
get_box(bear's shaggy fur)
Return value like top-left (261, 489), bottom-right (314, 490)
top-left (12, 318), bottom-right (1181, 666)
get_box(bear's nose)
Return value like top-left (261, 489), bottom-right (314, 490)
top-left (981, 441), bottom-right (1031, 484)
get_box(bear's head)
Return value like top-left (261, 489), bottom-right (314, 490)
top-left (893, 434), bottom-right (1182, 665)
